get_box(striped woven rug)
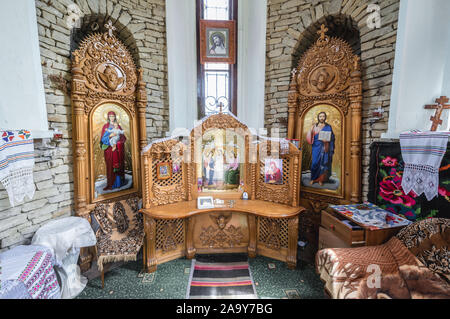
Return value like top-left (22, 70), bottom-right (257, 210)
top-left (186, 254), bottom-right (258, 299)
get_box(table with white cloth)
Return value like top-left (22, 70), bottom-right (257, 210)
top-left (31, 217), bottom-right (96, 299)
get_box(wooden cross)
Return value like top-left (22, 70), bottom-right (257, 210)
top-left (317, 24), bottom-right (329, 41)
top-left (425, 96), bottom-right (450, 131)
top-left (105, 20), bottom-right (116, 37)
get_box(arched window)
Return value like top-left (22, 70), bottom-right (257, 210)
top-left (197, 0), bottom-right (238, 117)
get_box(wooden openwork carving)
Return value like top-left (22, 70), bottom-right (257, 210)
top-left (155, 219), bottom-right (185, 253)
top-left (71, 22), bottom-right (147, 217)
top-left (288, 24), bottom-right (362, 205)
top-left (141, 139), bottom-right (188, 208)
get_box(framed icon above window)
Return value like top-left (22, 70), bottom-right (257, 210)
top-left (200, 20), bottom-right (236, 64)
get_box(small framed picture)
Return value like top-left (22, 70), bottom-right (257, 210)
top-left (280, 140), bottom-right (290, 155)
top-left (172, 162), bottom-right (181, 174)
top-left (200, 20), bottom-right (236, 64)
top-left (197, 196), bottom-right (214, 209)
top-left (264, 159), bottom-right (283, 185)
top-left (156, 162), bottom-right (172, 180)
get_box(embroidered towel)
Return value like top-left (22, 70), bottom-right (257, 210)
top-left (0, 245), bottom-right (61, 299)
top-left (400, 130), bottom-right (449, 201)
top-left (0, 130), bottom-right (35, 206)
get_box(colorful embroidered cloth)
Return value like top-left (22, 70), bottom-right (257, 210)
top-left (330, 202), bottom-right (412, 230)
top-left (0, 130), bottom-right (35, 206)
top-left (0, 245), bottom-right (60, 299)
top-left (400, 131), bottom-right (450, 201)
top-left (368, 141), bottom-right (450, 221)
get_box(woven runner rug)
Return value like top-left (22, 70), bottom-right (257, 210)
top-left (186, 254), bottom-right (258, 299)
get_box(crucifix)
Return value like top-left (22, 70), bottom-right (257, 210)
top-left (317, 24), bottom-right (329, 41)
top-left (291, 68), bottom-right (297, 80)
top-left (424, 96), bottom-right (450, 131)
top-left (105, 20), bottom-right (116, 37)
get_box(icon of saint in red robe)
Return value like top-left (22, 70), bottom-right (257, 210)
top-left (265, 160), bottom-right (283, 185)
top-left (100, 111), bottom-right (127, 191)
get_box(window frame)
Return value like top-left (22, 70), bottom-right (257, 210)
top-left (196, 0), bottom-right (238, 118)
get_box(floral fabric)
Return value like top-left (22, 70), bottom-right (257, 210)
top-left (368, 142), bottom-right (450, 221)
top-left (316, 219), bottom-right (450, 299)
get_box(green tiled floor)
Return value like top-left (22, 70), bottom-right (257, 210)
top-left (77, 256), bottom-right (325, 299)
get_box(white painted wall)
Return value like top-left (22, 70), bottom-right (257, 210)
top-left (237, 0), bottom-right (267, 132)
top-left (166, 0), bottom-right (198, 134)
top-left (0, 1), bottom-right (50, 138)
top-left (441, 35), bottom-right (450, 131)
top-left (166, 0), bottom-right (267, 134)
top-left (383, 0), bottom-right (450, 138)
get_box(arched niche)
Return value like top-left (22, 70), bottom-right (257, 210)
top-left (291, 15), bottom-right (361, 72)
top-left (71, 23), bottom-right (148, 217)
top-left (288, 24), bottom-right (363, 207)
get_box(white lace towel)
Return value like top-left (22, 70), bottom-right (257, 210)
top-left (400, 130), bottom-right (449, 201)
top-left (0, 130), bottom-right (35, 206)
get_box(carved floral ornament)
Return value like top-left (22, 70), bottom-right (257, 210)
top-left (200, 214), bottom-right (244, 248)
top-left (149, 140), bottom-right (186, 157)
top-left (72, 21), bottom-right (138, 97)
top-left (190, 113), bottom-right (250, 140)
top-left (292, 24), bottom-right (359, 97)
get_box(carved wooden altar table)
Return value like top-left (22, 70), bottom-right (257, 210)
top-left (141, 200), bottom-right (305, 272)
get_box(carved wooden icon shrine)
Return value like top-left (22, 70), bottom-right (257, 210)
top-left (71, 22), bottom-right (147, 215)
top-left (288, 24), bottom-right (363, 210)
top-left (140, 112), bottom-right (304, 271)
top-left (71, 23), bottom-right (148, 271)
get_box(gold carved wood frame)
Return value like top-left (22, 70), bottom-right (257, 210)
top-left (287, 25), bottom-right (363, 205)
top-left (256, 140), bottom-right (302, 207)
top-left (71, 28), bottom-right (147, 217)
top-left (189, 113), bottom-right (253, 200)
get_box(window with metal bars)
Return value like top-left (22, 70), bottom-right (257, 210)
top-left (197, 0), bottom-right (237, 118)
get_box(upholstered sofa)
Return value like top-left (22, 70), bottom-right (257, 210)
top-left (316, 218), bottom-right (450, 299)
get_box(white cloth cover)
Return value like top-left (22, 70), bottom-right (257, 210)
top-left (55, 247), bottom-right (89, 299)
top-left (31, 217), bottom-right (96, 299)
top-left (400, 130), bottom-right (449, 201)
top-left (0, 130), bottom-right (35, 207)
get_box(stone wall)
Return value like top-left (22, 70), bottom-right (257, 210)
top-left (264, 0), bottom-right (400, 199)
top-left (0, 0), bottom-right (168, 251)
